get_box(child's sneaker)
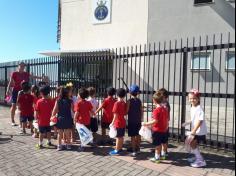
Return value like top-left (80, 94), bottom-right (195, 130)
top-left (109, 150), bottom-right (121, 156)
top-left (57, 145), bottom-right (63, 151)
top-left (161, 154), bottom-right (167, 160)
top-left (19, 130), bottom-right (26, 135)
top-left (45, 141), bottom-right (53, 148)
top-left (187, 156), bottom-right (196, 163)
top-left (11, 123), bottom-right (17, 127)
top-left (78, 146), bottom-right (84, 152)
top-left (136, 148), bottom-right (141, 154)
top-left (131, 152), bottom-right (137, 157)
top-left (66, 144), bottom-right (72, 150)
top-left (35, 144), bottom-right (43, 149)
top-left (150, 157), bottom-right (161, 164)
top-left (190, 160), bottom-right (206, 168)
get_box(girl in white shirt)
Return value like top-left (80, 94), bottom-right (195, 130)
top-left (182, 89), bottom-right (207, 168)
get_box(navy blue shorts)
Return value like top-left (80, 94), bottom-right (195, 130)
top-left (90, 118), bottom-right (98, 133)
top-left (116, 128), bottom-right (125, 138)
top-left (128, 123), bottom-right (141, 137)
top-left (152, 132), bottom-right (168, 146)
top-left (194, 135), bottom-right (206, 144)
top-left (39, 126), bottom-right (51, 134)
top-left (12, 90), bottom-right (19, 104)
top-left (20, 116), bottom-right (34, 123)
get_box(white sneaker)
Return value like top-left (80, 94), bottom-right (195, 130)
top-left (187, 157), bottom-right (196, 163)
top-left (11, 123), bottom-right (17, 127)
top-left (191, 160), bottom-right (207, 168)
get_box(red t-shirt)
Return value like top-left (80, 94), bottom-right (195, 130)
top-left (101, 97), bottom-right (117, 123)
top-left (35, 98), bottom-right (54, 127)
top-left (152, 106), bottom-right (169, 133)
top-left (17, 93), bottom-right (34, 117)
top-left (112, 100), bottom-right (127, 128)
top-left (11, 71), bottom-right (30, 91)
top-left (75, 100), bottom-right (93, 125)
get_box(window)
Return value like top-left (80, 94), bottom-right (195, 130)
top-left (191, 52), bottom-right (211, 71)
top-left (194, 0), bottom-right (214, 5)
top-left (226, 51), bottom-right (235, 71)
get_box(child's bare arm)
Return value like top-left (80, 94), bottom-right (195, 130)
top-left (74, 112), bottom-right (79, 124)
top-left (142, 119), bottom-right (157, 126)
top-left (126, 100), bottom-right (130, 115)
top-left (111, 113), bottom-right (118, 126)
top-left (95, 105), bottom-right (103, 114)
top-left (51, 101), bottom-right (59, 118)
top-left (181, 121), bottom-right (192, 127)
top-left (191, 120), bottom-right (202, 135)
top-left (140, 105), bottom-right (144, 122)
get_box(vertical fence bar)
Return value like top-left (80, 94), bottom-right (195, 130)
top-left (172, 40), bottom-right (177, 138)
top-left (209, 34), bottom-right (215, 147)
top-left (152, 43), bottom-right (156, 113)
top-left (216, 34), bottom-right (223, 148)
top-left (181, 47), bottom-right (188, 140)
top-left (162, 42), bottom-right (166, 88)
top-left (134, 45), bottom-right (137, 84)
top-left (138, 45), bottom-right (141, 89)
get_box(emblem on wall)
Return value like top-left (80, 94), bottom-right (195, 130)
top-left (92, 0), bottom-right (112, 24)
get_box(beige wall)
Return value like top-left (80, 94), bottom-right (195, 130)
top-left (60, 0), bottom-right (148, 50)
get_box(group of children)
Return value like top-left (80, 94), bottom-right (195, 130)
top-left (16, 81), bottom-right (207, 168)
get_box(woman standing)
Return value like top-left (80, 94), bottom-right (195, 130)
top-left (6, 62), bottom-right (43, 126)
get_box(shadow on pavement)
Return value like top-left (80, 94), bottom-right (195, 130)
top-left (168, 151), bottom-right (235, 170)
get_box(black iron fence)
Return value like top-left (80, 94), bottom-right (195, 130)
top-left (0, 33), bottom-right (235, 151)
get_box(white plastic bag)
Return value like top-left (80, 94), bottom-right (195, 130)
top-left (33, 120), bottom-right (39, 130)
top-left (109, 125), bottom-right (117, 138)
top-left (139, 126), bottom-right (152, 141)
top-left (185, 131), bottom-right (194, 152)
top-left (15, 108), bottom-right (21, 120)
top-left (76, 123), bottom-right (93, 146)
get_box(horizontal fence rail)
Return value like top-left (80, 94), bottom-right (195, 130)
top-left (0, 33), bottom-right (235, 151)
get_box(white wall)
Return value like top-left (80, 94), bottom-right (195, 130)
top-left (60, 0), bottom-right (148, 51)
top-left (148, 0), bottom-right (235, 44)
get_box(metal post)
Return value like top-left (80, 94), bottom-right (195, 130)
top-left (181, 47), bottom-right (188, 141)
top-left (58, 57), bottom-right (61, 86)
top-left (5, 67), bottom-right (8, 99)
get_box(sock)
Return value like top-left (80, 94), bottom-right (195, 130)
top-left (155, 153), bottom-right (160, 160)
top-left (192, 148), bottom-right (203, 161)
top-left (39, 141), bottom-right (43, 146)
top-left (161, 151), bottom-right (166, 157)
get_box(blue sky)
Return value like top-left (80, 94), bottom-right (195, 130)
top-left (0, 0), bottom-right (59, 62)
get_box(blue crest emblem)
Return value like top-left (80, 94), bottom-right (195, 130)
top-left (94, 0), bottom-right (108, 21)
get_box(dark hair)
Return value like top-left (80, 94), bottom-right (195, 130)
top-left (157, 88), bottom-right (169, 98)
top-left (21, 82), bottom-right (31, 93)
top-left (116, 88), bottom-right (126, 98)
top-left (59, 87), bottom-right (69, 99)
top-left (38, 81), bottom-right (47, 87)
top-left (130, 92), bottom-right (138, 97)
top-left (78, 88), bottom-right (89, 99)
top-left (31, 85), bottom-right (40, 97)
top-left (87, 87), bottom-right (96, 97)
top-left (153, 92), bottom-right (163, 104)
top-left (39, 85), bottom-right (51, 96)
top-left (107, 87), bottom-right (116, 96)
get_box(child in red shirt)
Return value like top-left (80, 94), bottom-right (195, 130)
top-left (109, 88), bottom-right (127, 156)
top-left (31, 85), bottom-right (40, 138)
top-left (142, 92), bottom-right (169, 163)
top-left (74, 88), bottom-right (94, 151)
top-left (17, 82), bottom-right (34, 134)
top-left (95, 87), bottom-right (116, 144)
top-left (35, 85), bottom-right (54, 149)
